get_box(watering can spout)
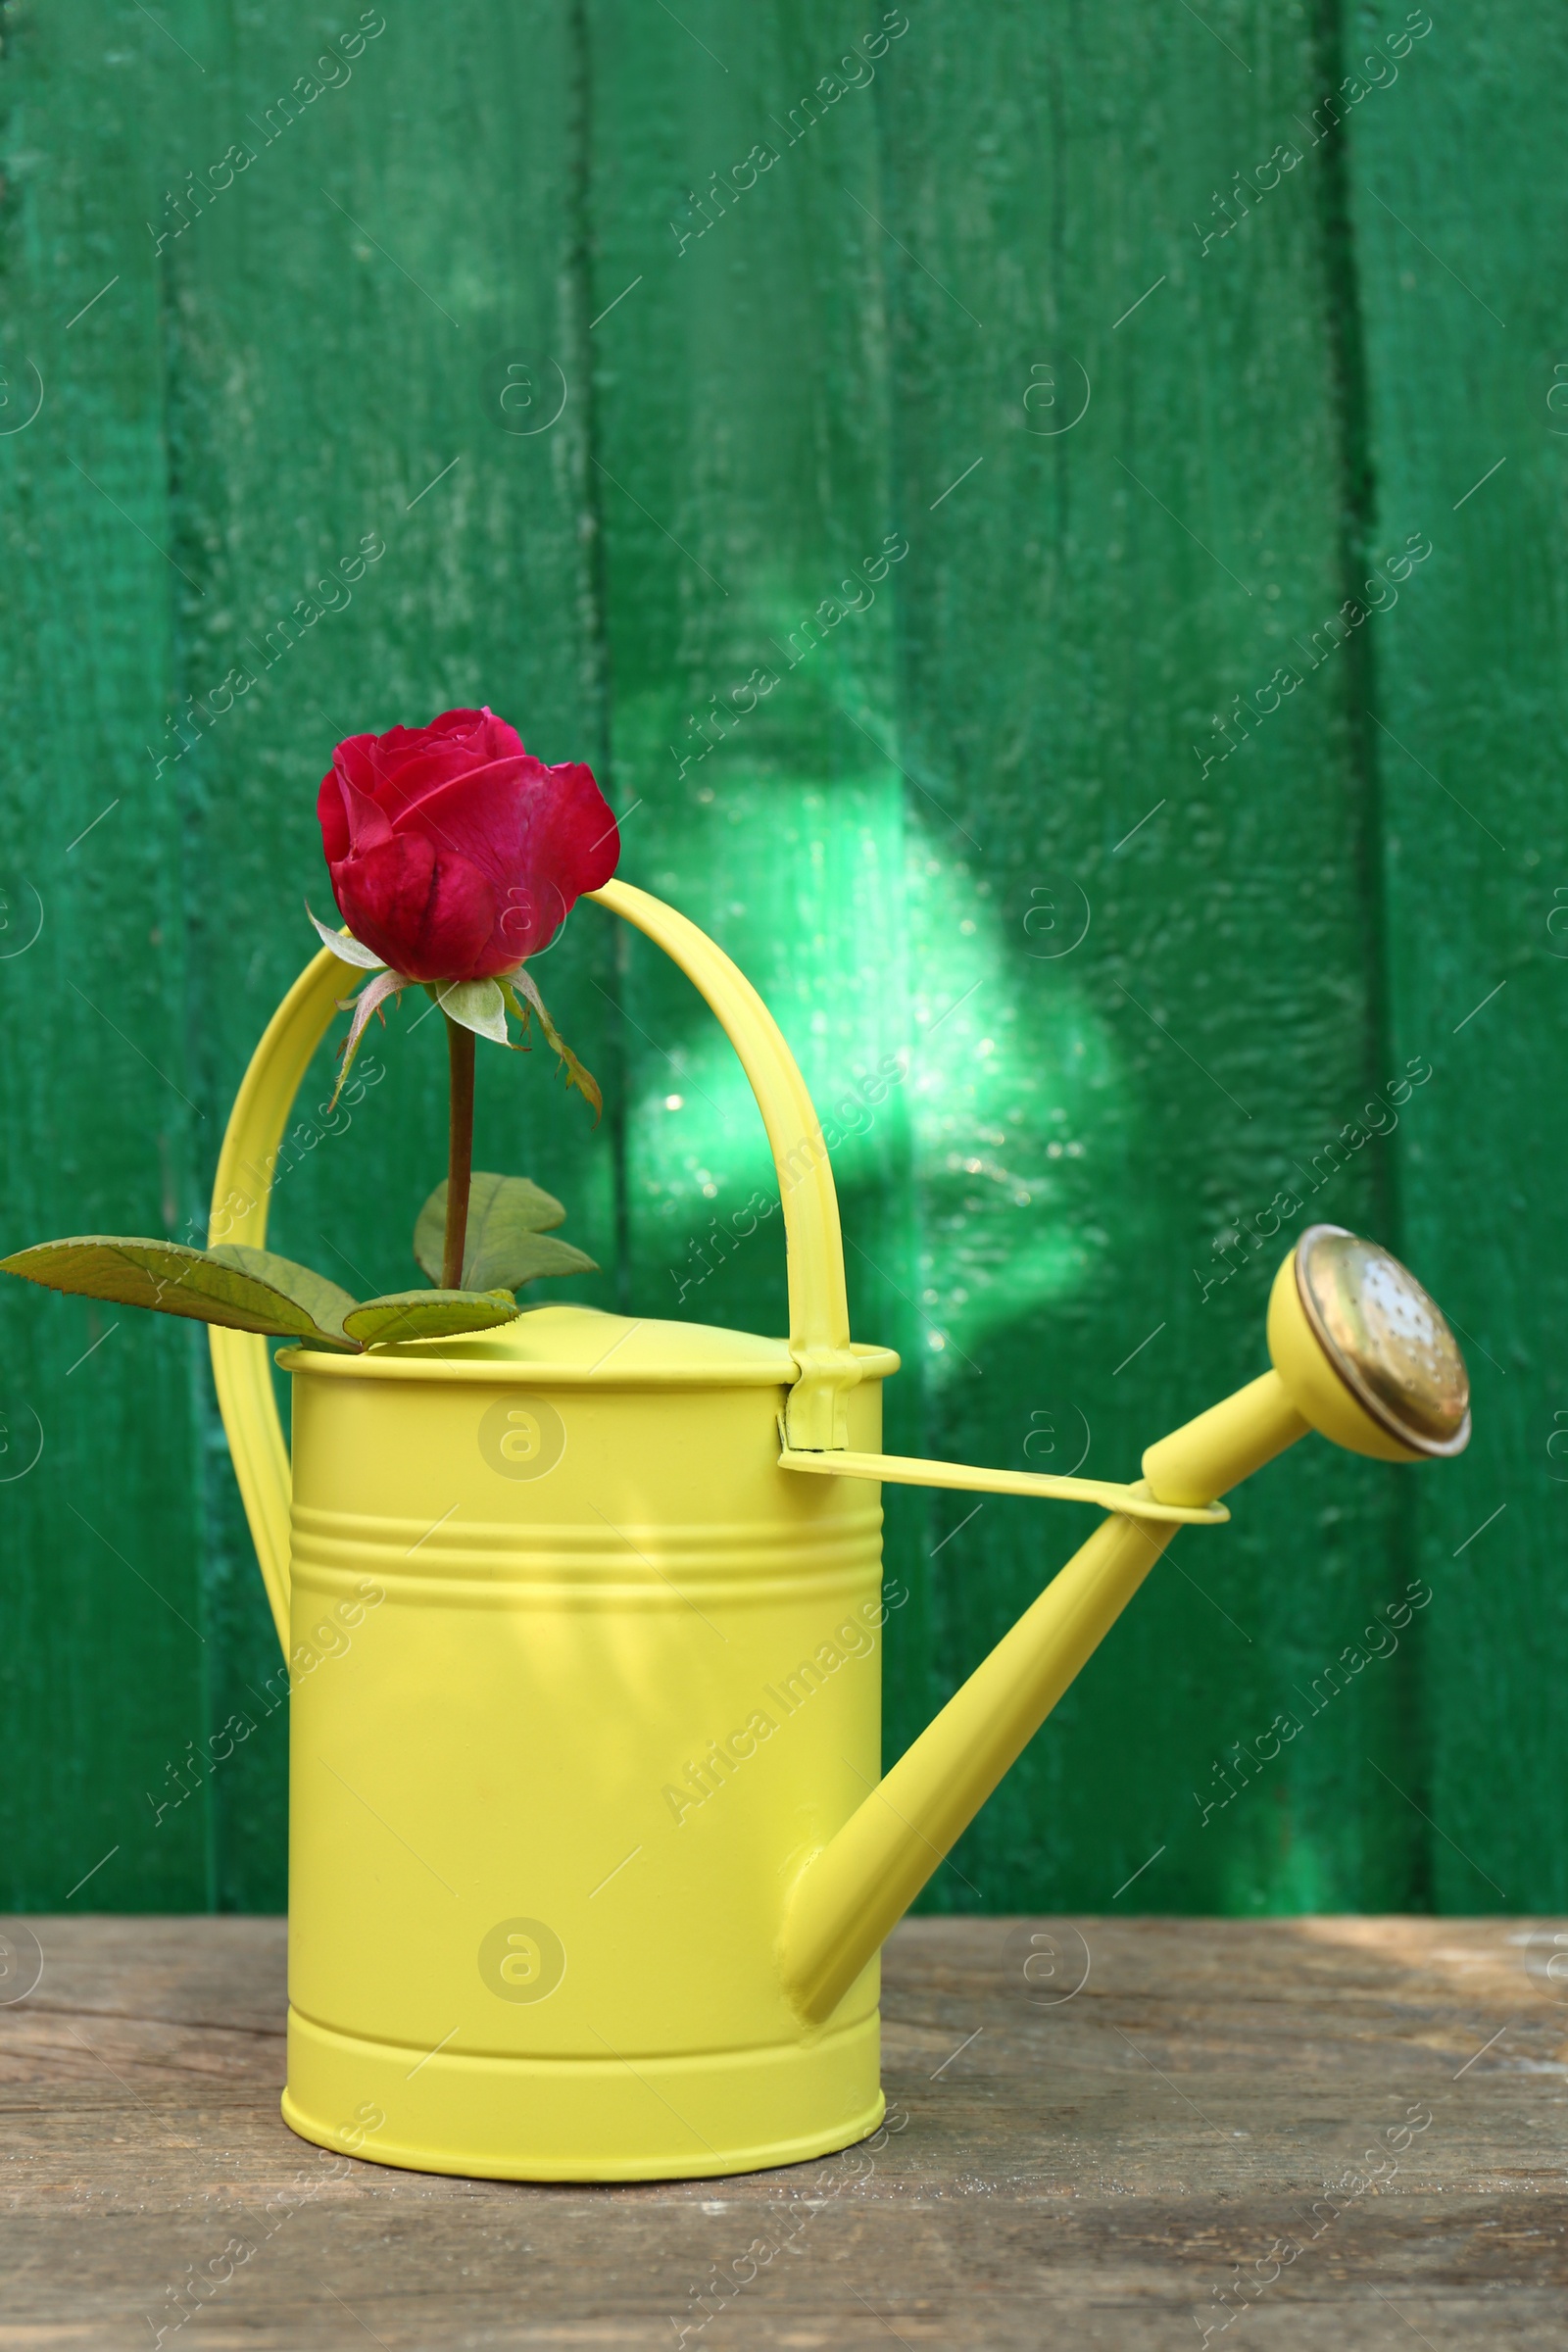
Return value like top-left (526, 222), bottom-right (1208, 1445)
top-left (779, 1225), bottom-right (1470, 2024)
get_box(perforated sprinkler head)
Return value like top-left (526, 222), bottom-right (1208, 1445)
top-left (1268, 1223), bottom-right (1471, 1463)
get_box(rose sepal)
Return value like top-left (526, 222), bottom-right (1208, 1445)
top-left (306, 904), bottom-right (387, 968)
top-left (329, 966), bottom-right (415, 1109)
top-left (501, 969), bottom-right (603, 1119)
top-left (426, 977), bottom-right (512, 1047)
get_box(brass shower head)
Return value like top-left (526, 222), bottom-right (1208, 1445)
top-left (1268, 1223), bottom-right (1471, 1462)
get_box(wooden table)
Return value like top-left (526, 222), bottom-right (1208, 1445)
top-left (3, 1916), bottom-right (1564, 2347)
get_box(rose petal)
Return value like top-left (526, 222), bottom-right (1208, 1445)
top-left (328, 732), bottom-right (383, 803)
top-left (331, 833), bottom-right (498, 983)
top-left (361, 710), bottom-right (520, 795)
top-left (338, 775), bottom-right (396, 856)
top-left (408, 757), bottom-right (617, 961)
top-left (393, 760), bottom-right (537, 880)
top-left (331, 713), bottom-right (484, 811)
top-left (521, 758), bottom-right (620, 897)
top-left (374, 725), bottom-right (528, 821)
top-left (317, 764), bottom-right (352, 864)
top-left (501, 759), bottom-right (618, 956)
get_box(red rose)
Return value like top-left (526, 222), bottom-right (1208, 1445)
top-left (318, 708), bottom-right (618, 982)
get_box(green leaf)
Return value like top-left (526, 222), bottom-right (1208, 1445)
top-left (341, 1288), bottom-right (523, 1348)
top-left (208, 1246), bottom-right (360, 1342)
top-left (473, 1231), bottom-right (598, 1286)
top-left (0, 1238), bottom-right (360, 1347)
top-left (414, 1171), bottom-right (596, 1292)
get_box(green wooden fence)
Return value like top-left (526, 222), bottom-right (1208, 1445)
top-left (0, 1), bottom-right (1552, 1916)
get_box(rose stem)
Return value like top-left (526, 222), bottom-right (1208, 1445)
top-left (442, 1015), bottom-right (477, 1290)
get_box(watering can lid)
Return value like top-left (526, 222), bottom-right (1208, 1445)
top-left (333, 1302), bottom-right (899, 1391)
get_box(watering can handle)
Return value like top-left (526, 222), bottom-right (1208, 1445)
top-left (208, 879), bottom-right (864, 1652)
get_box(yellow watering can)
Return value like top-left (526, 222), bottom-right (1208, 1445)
top-left (211, 880), bottom-right (1470, 2181)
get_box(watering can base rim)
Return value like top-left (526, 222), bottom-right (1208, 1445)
top-left (282, 2004), bottom-right (884, 2182)
top-left (277, 1300), bottom-right (901, 1389)
top-left (282, 2090), bottom-right (888, 2182)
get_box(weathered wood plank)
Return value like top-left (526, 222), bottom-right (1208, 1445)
top-left (584, 0), bottom-right (937, 1759)
top-left (0, 0), bottom-right (1543, 1931)
top-left (0, 3), bottom-right (211, 1909)
top-left (582, 0), bottom-right (1425, 1921)
top-left (1348, 4), bottom-right (1566, 1907)
top-left (134, 0), bottom-right (615, 1905)
top-left (1, 1915), bottom-right (1563, 2345)
top-left (871, 0), bottom-right (1415, 1914)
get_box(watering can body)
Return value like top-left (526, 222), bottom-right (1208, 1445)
top-left (211, 878), bottom-right (928, 2180)
top-left (281, 1307), bottom-right (897, 2179)
top-left (208, 878), bottom-right (1464, 2180)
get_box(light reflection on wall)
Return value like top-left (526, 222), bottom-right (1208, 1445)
top-left (904, 831), bottom-right (1130, 1379)
top-left (624, 776), bottom-right (1133, 1368)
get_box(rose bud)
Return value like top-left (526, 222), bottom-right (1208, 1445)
top-left (318, 707), bottom-right (618, 984)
